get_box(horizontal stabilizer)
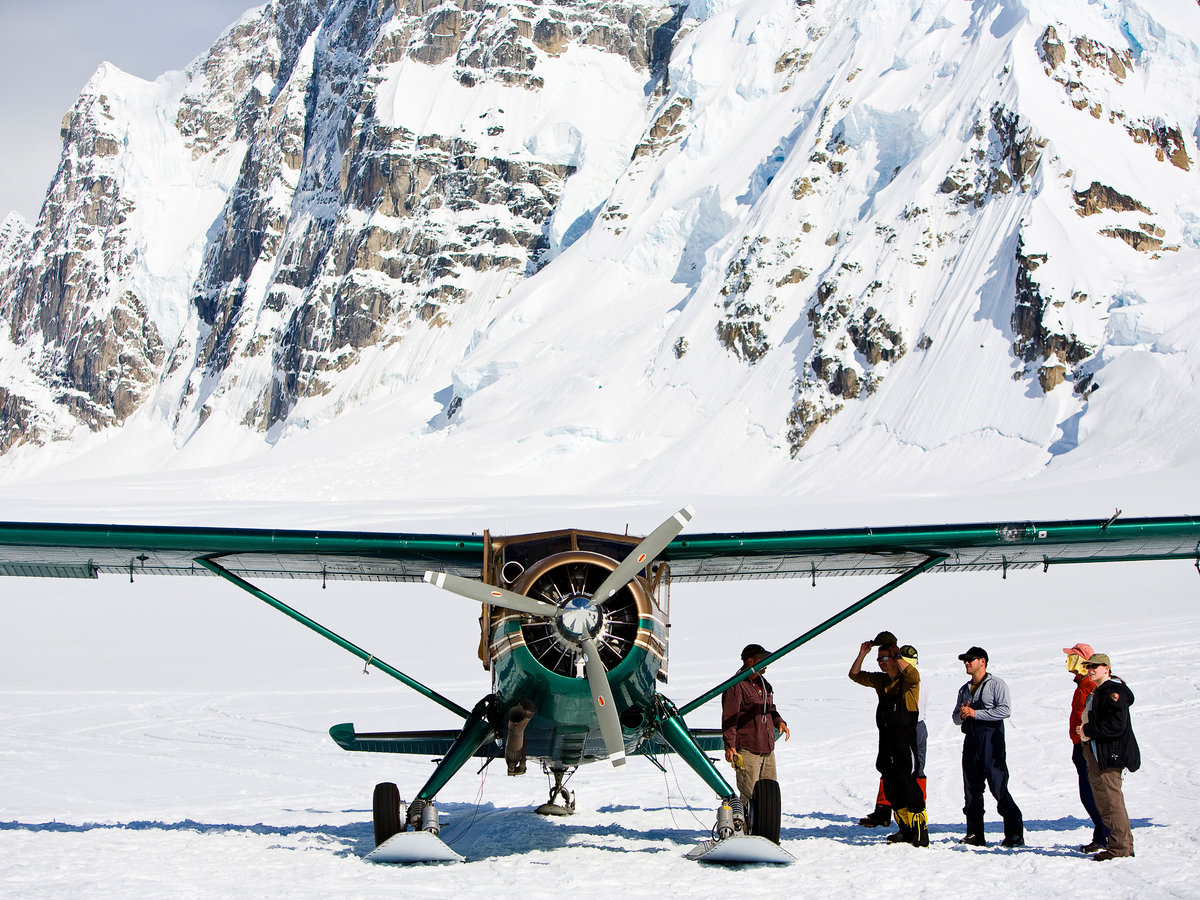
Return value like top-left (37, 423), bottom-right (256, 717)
top-left (330, 723), bottom-right (722, 759)
top-left (329, 723), bottom-right (499, 758)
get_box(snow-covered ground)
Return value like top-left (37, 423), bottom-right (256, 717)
top-left (2, 495), bottom-right (1198, 898)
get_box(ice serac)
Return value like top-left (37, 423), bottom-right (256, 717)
top-left (0, 0), bottom-right (1198, 488)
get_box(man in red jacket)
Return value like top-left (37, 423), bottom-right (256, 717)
top-left (1063, 641), bottom-right (1108, 852)
top-left (722, 643), bottom-right (790, 809)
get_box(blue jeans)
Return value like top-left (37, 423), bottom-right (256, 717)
top-left (1073, 742), bottom-right (1109, 843)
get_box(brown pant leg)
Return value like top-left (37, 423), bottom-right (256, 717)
top-left (735, 749), bottom-right (776, 807)
top-left (1084, 743), bottom-right (1133, 855)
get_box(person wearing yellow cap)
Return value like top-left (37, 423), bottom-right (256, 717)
top-left (1063, 642), bottom-right (1108, 852)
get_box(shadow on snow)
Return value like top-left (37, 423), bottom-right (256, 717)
top-left (1, 809), bottom-right (1159, 861)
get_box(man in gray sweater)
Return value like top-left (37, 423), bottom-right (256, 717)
top-left (952, 646), bottom-right (1024, 847)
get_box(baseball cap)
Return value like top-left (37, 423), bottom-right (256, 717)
top-left (957, 646), bottom-right (988, 662)
top-left (741, 643), bottom-right (769, 661)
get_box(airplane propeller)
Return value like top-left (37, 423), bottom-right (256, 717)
top-left (422, 505), bottom-right (695, 768)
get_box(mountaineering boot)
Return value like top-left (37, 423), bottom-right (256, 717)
top-left (859, 803), bottom-right (892, 827)
top-left (890, 808), bottom-right (920, 845)
top-left (1001, 834), bottom-right (1024, 848)
top-left (912, 810), bottom-right (930, 848)
top-left (958, 833), bottom-right (987, 846)
top-left (886, 811), bottom-right (911, 844)
top-left (895, 808), bottom-right (928, 848)
top-left (1079, 840), bottom-right (1106, 853)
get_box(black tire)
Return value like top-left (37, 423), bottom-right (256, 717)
top-left (748, 778), bottom-right (782, 844)
top-left (373, 782), bottom-right (404, 847)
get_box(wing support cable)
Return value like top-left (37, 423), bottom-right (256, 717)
top-left (676, 553), bottom-right (948, 718)
top-left (197, 556), bottom-right (471, 721)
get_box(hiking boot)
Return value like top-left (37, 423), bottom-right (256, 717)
top-left (886, 829), bottom-right (910, 843)
top-left (1079, 840), bottom-right (1106, 853)
top-left (859, 805), bottom-right (891, 828)
top-left (1001, 835), bottom-right (1024, 848)
top-left (1093, 849), bottom-right (1134, 861)
top-left (958, 834), bottom-right (987, 847)
top-left (913, 812), bottom-right (929, 848)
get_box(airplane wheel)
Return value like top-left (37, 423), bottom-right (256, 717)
top-left (373, 782), bottom-right (405, 847)
top-left (748, 779), bottom-right (781, 844)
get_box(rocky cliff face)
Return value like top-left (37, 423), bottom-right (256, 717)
top-left (1, 0), bottom-right (1197, 476)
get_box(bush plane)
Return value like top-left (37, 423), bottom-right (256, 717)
top-left (2, 508), bottom-right (1198, 864)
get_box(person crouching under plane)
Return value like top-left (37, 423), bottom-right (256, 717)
top-left (722, 643), bottom-right (790, 811)
top-left (850, 637), bottom-right (929, 846)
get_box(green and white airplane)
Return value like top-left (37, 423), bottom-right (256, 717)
top-left (1, 508), bottom-right (1196, 863)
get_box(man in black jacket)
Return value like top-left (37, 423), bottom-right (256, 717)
top-left (1077, 652), bottom-right (1140, 861)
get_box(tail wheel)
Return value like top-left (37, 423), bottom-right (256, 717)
top-left (748, 779), bottom-right (781, 844)
top-left (373, 782), bottom-right (405, 847)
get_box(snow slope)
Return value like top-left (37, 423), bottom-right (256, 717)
top-left (2, 0), bottom-right (1198, 498)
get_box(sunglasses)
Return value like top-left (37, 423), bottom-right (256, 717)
top-left (876, 655), bottom-right (893, 662)
top-left (1085, 663), bottom-right (1106, 669)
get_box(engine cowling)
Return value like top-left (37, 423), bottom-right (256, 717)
top-left (506, 550), bottom-right (653, 678)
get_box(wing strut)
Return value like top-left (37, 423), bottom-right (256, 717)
top-left (676, 552), bottom-right (947, 717)
top-left (197, 557), bottom-right (472, 721)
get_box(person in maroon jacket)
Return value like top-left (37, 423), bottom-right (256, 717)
top-left (722, 643), bottom-right (790, 808)
top-left (1063, 641), bottom-right (1108, 852)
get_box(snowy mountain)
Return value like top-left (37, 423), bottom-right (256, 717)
top-left (1, 0), bottom-right (1198, 498)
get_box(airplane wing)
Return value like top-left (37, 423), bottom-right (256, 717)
top-left (0, 514), bottom-right (1197, 584)
top-left (0, 521), bottom-right (485, 582)
top-left (660, 515), bottom-right (1200, 581)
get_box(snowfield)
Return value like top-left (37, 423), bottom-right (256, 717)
top-left (2, 495), bottom-right (1199, 898)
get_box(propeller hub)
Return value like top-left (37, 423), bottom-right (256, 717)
top-left (557, 595), bottom-right (600, 641)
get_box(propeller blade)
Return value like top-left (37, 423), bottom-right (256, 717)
top-left (590, 505), bottom-right (695, 605)
top-left (423, 571), bottom-right (561, 618)
top-left (580, 636), bottom-right (626, 767)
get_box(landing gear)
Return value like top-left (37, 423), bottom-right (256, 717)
top-left (747, 779), bottom-right (782, 844)
top-left (686, 789), bottom-right (793, 864)
top-left (535, 764), bottom-right (577, 816)
top-left (366, 788), bottom-right (464, 864)
top-left (373, 782), bottom-right (404, 847)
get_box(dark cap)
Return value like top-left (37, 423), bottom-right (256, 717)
top-left (957, 646), bottom-right (988, 662)
top-left (741, 643), bottom-right (769, 661)
top-left (872, 631), bottom-right (898, 647)
top-left (1084, 652), bottom-right (1111, 668)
